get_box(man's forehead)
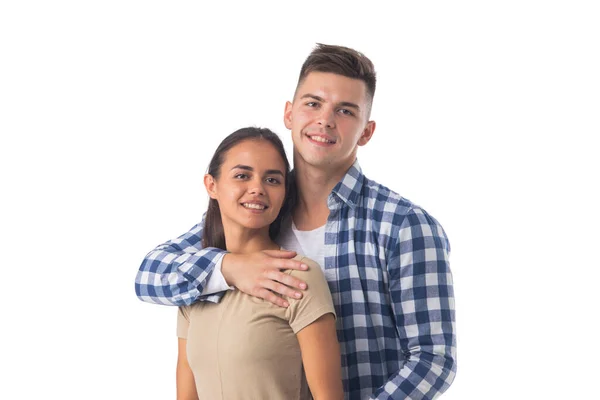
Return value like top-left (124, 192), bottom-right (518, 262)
top-left (295, 72), bottom-right (368, 102)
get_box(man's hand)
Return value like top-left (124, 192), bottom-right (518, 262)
top-left (221, 249), bottom-right (309, 307)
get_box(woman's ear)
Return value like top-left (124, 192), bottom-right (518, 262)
top-left (204, 174), bottom-right (218, 199)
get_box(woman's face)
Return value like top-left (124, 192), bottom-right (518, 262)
top-left (205, 139), bottom-right (287, 233)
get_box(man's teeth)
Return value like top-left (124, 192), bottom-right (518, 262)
top-left (242, 203), bottom-right (266, 210)
top-left (310, 135), bottom-right (333, 143)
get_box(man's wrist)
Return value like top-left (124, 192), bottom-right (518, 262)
top-left (200, 253), bottom-right (232, 295)
top-left (221, 253), bottom-right (235, 287)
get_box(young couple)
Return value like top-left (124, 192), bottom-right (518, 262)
top-left (136, 44), bottom-right (456, 400)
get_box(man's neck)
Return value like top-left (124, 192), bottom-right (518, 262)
top-left (292, 159), bottom-right (351, 231)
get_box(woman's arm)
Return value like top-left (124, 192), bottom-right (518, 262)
top-left (296, 313), bottom-right (343, 400)
top-left (176, 338), bottom-right (199, 400)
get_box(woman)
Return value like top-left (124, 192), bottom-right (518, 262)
top-left (176, 127), bottom-right (343, 400)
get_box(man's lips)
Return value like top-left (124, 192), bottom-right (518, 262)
top-left (305, 133), bottom-right (336, 144)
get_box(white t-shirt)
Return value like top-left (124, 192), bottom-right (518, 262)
top-left (278, 222), bottom-right (326, 272)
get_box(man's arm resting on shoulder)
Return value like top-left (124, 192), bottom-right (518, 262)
top-left (135, 221), bottom-right (228, 306)
top-left (371, 208), bottom-right (457, 400)
top-left (135, 220), bottom-right (310, 307)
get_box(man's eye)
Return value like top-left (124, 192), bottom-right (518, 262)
top-left (339, 109), bottom-right (354, 116)
top-left (306, 102), bottom-right (318, 107)
top-left (234, 173), bottom-right (248, 179)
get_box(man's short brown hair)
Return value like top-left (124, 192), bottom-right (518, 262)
top-left (295, 43), bottom-right (377, 114)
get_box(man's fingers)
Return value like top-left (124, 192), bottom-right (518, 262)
top-left (259, 250), bottom-right (309, 271)
top-left (266, 257), bottom-right (309, 272)
top-left (257, 288), bottom-right (289, 308)
top-left (226, 250), bottom-right (311, 307)
top-left (262, 249), bottom-right (297, 259)
top-left (262, 278), bottom-right (304, 300)
top-left (266, 270), bottom-right (307, 291)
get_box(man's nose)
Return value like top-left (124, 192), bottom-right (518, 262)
top-left (317, 107), bottom-right (336, 128)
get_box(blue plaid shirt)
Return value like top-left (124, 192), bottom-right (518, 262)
top-left (136, 160), bottom-right (456, 399)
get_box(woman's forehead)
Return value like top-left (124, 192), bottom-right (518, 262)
top-left (223, 140), bottom-right (287, 170)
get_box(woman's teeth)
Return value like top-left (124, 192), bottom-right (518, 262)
top-left (242, 203), bottom-right (266, 210)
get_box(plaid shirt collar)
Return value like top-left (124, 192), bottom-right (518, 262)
top-left (328, 159), bottom-right (363, 211)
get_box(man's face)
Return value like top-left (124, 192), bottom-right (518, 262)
top-left (284, 72), bottom-right (375, 173)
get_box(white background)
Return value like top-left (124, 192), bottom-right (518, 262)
top-left (1, 1), bottom-right (599, 399)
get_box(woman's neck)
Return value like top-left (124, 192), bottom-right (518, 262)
top-left (222, 224), bottom-right (279, 254)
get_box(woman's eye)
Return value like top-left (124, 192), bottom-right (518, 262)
top-left (234, 173), bottom-right (248, 179)
top-left (265, 177), bottom-right (281, 184)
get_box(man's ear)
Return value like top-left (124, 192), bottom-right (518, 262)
top-left (358, 120), bottom-right (376, 146)
top-left (204, 174), bottom-right (218, 199)
top-left (283, 101), bottom-right (293, 129)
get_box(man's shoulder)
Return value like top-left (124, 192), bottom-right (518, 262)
top-left (358, 175), bottom-right (447, 236)
top-left (360, 175), bottom-right (416, 216)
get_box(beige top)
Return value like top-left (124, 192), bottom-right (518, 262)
top-left (177, 256), bottom-right (335, 400)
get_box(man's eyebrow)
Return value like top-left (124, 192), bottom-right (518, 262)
top-left (231, 165), bottom-right (284, 176)
top-left (300, 94), bottom-right (361, 111)
top-left (300, 94), bottom-right (325, 102)
top-left (338, 101), bottom-right (361, 111)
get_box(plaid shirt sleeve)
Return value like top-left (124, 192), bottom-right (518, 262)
top-left (134, 220), bottom-right (226, 306)
top-left (372, 207), bottom-right (456, 400)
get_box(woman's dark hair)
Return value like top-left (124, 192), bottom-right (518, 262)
top-left (203, 127), bottom-right (295, 250)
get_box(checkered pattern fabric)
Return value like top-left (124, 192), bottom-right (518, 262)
top-left (135, 160), bottom-right (456, 399)
top-left (135, 227), bottom-right (225, 306)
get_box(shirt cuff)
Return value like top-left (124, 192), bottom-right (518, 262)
top-left (200, 254), bottom-right (233, 295)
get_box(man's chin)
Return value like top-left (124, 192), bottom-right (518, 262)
top-left (297, 154), bottom-right (331, 167)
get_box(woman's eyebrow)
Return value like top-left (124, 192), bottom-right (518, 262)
top-left (231, 165), bottom-right (284, 176)
top-left (231, 164), bottom-right (253, 171)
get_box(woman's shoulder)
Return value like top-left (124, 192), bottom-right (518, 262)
top-left (284, 255), bottom-right (328, 287)
top-left (283, 255), bottom-right (336, 330)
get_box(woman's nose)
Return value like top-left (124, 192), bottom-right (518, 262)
top-left (247, 180), bottom-right (265, 195)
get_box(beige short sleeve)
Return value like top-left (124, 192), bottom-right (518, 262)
top-left (285, 257), bottom-right (336, 334)
top-left (177, 306), bottom-right (190, 339)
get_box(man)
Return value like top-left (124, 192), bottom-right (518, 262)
top-left (136, 44), bottom-right (456, 399)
